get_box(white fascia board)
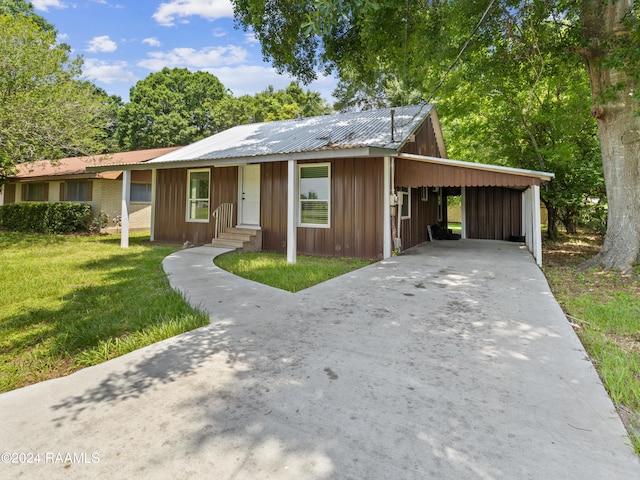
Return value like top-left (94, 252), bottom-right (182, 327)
top-left (395, 153), bottom-right (554, 182)
top-left (87, 147), bottom-right (398, 173)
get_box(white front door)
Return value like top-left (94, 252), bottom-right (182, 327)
top-left (239, 164), bottom-right (260, 226)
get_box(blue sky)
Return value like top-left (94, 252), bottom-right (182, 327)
top-left (32, 0), bottom-right (337, 103)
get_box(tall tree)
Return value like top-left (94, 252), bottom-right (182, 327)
top-left (117, 68), bottom-right (230, 150)
top-left (0, 12), bottom-right (108, 183)
top-left (207, 82), bottom-right (332, 131)
top-left (578, 0), bottom-right (640, 270)
top-left (232, 0), bottom-right (640, 272)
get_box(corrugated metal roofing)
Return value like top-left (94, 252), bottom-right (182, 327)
top-left (148, 105), bottom-right (434, 164)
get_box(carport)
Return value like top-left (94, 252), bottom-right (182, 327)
top-left (392, 153), bottom-right (553, 266)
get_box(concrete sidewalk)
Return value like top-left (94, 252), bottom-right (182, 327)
top-left (1, 240), bottom-right (639, 479)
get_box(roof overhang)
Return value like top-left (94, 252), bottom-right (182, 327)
top-left (395, 153), bottom-right (554, 182)
top-left (86, 146), bottom-right (399, 172)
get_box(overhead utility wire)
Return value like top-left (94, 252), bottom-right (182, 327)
top-left (423, 0), bottom-right (497, 104)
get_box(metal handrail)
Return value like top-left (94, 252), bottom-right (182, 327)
top-left (212, 203), bottom-right (234, 238)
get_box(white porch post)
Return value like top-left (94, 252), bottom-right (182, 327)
top-left (287, 159), bottom-right (297, 264)
top-left (0, 184), bottom-right (4, 206)
top-left (121, 169), bottom-right (131, 248)
top-left (460, 186), bottom-right (467, 239)
top-left (149, 169), bottom-right (157, 242)
top-left (532, 184), bottom-right (542, 266)
top-left (383, 157), bottom-right (392, 258)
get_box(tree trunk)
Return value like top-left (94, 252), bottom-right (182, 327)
top-left (546, 203), bottom-right (559, 241)
top-left (580, 0), bottom-right (640, 272)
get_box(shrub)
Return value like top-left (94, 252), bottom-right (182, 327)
top-left (89, 211), bottom-right (109, 234)
top-left (0, 202), bottom-right (92, 234)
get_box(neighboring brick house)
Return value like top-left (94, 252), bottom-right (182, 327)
top-left (0, 147), bottom-right (179, 232)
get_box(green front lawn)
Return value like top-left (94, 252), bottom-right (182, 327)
top-left (214, 252), bottom-right (372, 293)
top-left (0, 231), bottom-right (209, 393)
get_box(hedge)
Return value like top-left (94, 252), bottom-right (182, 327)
top-left (0, 202), bottom-right (92, 234)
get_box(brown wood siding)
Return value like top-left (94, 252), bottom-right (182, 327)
top-left (399, 187), bottom-right (439, 250)
top-left (3, 183), bottom-right (16, 203)
top-left (154, 166), bottom-right (237, 245)
top-left (261, 162), bottom-right (288, 252)
top-left (465, 187), bottom-right (522, 240)
top-left (396, 159), bottom-right (540, 188)
top-left (401, 114), bottom-right (442, 158)
top-left (261, 158), bottom-right (385, 259)
top-left (131, 170), bottom-right (152, 182)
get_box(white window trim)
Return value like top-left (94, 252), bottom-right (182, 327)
top-left (298, 162), bottom-right (331, 228)
top-left (186, 168), bottom-right (211, 223)
top-left (399, 187), bottom-right (411, 220)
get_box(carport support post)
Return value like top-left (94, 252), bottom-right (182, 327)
top-left (120, 169), bottom-right (131, 248)
top-left (532, 184), bottom-right (542, 266)
top-left (287, 159), bottom-right (297, 264)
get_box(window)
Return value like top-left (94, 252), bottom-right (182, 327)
top-left (22, 182), bottom-right (47, 202)
top-left (299, 163), bottom-right (330, 227)
top-left (64, 181), bottom-right (91, 201)
top-left (187, 169), bottom-right (210, 222)
top-left (131, 183), bottom-right (152, 202)
top-left (399, 187), bottom-right (411, 219)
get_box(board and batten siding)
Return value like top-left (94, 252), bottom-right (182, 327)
top-left (154, 166), bottom-right (238, 245)
top-left (400, 113), bottom-right (443, 158)
top-left (398, 187), bottom-right (440, 250)
top-left (260, 158), bottom-right (385, 260)
top-left (465, 187), bottom-right (523, 240)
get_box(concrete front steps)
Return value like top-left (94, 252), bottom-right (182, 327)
top-left (211, 227), bottom-right (262, 252)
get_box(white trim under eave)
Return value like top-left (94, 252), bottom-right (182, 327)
top-left (86, 147), bottom-right (400, 173)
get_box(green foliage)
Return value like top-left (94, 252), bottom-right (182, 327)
top-left (0, 203), bottom-right (92, 234)
top-left (0, 13), bottom-right (108, 181)
top-left (117, 67), bottom-right (231, 150)
top-left (89, 211), bottom-right (109, 234)
top-left (209, 82), bottom-right (332, 132)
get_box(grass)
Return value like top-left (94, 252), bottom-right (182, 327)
top-left (0, 231), bottom-right (209, 393)
top-left (543, 230), bottom-right (640, 454)
top-left (214, 252), bottom-right (372, 293)
top-left (448, 222), bottom-right (462, 233)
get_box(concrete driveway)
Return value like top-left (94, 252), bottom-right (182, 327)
top-left (1, 240), bottom-right (639, 479)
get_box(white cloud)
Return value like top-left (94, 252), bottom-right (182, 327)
top-left (31, 0), bottom-right (67, 11)
top-left (86, 35), bottom-right (118, 53)
top-left (142, 37), bottom-right (162, 47)
top-left (153, 0), bottom-right (234, 27)
top-left (138, 45), bottom-right (248, 70)
top-left (83, 59), bottom-right (137, 85)
top-left (244, 33), bottom-right (259, 45)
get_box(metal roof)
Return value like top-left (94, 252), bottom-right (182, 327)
top-left (147, 105), bottom-right (434, 165)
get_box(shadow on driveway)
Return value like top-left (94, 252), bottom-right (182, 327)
top-left (1, 240), bottom-right (639, 479)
